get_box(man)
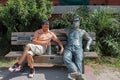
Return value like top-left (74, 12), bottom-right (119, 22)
top-left (57, 16), bottom-right (92, 80)
top-left (9, 20), bottom-right (64, 78)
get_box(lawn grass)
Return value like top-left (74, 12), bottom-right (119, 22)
top-left (0, 57), bottom-right (18, 68)
top-left (85, 56), bottom-right (120, 69)
top-left (0, 56), bottom-right (120, 69)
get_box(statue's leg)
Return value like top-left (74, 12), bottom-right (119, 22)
top-left (63, 49), bottom-right (78, 73)
top-left (63, 49), bottom-right (81, 80)
top-left (74, 50), bottom-right (84, 80)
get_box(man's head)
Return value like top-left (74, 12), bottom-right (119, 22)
top-left (73, 16), bottom-right (80, 29)
top-left (42, 20), bottom-right (49, 32)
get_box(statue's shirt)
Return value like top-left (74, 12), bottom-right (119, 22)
top-left (66, 28), bottom-right (84, 51)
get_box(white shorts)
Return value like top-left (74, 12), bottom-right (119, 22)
top-left (27, 43), bottom-right (46, 56)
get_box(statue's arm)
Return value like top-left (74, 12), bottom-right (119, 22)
top-left (51, 29), bottom-right (68, 35)
top-left (83, 31), bottom-right (93, 51)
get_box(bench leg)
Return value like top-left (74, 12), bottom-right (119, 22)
top-left (82, 59), bottom-right (84, 74)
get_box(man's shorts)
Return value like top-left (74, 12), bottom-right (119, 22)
top-left (27, 43), bottom-right (46, 56)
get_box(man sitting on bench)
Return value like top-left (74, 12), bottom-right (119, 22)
top-left (8, 20), bottom-right (64, 78)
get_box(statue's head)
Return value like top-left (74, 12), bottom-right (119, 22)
top-left (73, 16), bottom-right (80, 29)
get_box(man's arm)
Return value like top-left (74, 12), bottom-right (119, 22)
top-left (83, 31), bottom-right (93, 51)
top-left (51, 31), bottom-right (64, 55)
top-left (53, 39), bottom-right (64, 55)
top-left (32, 38), bottom-right (49, 46)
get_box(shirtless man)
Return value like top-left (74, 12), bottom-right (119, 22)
top-left (9, 20), bottom-right (64, 78)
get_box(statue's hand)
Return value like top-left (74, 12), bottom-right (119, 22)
top-left (85, 46), bottom-right (90, 52)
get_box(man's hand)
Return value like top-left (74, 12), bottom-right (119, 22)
top-left (58, 47), bottom-right (64, 55)
top-left (53, 38), bottom-right (64, 55)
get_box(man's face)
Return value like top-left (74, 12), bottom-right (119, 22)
top-left (42, 24), bottom-right (49, 32)
top-left (73, 21), bottom-right (80, 29)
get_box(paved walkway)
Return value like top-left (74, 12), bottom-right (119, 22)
top-left (0, 66), bottom-right (96, 80)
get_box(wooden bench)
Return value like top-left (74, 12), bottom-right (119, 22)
top-left (5, 29), bottom-right (98, 73)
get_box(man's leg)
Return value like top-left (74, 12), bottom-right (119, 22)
top-left (27, 54), bottom-right (34, 69)
top-left (26, 44), bottom-right (45, 78)
top-left (9, 44), bottom-right (31, 72)
top-left (27, 54), bottom-right (35, 78)
top-left (19, 44), bottom-right (31, 64)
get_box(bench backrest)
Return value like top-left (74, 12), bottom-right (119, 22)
top-left (11, 30), bottom-right (96, 46)
top-left (11, 32), bottom-right (34, 45)
top-left (11, 29), bottom-right (96, 54)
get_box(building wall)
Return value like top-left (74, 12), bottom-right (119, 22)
top-left (1, 0), bottom-right (120, 6)
top-left (50, 0), bottom-right (120, 5)
top-left (50, 0), bottom-right (59, 6)
top-left (107, 0), bottom-right (120, 5)
top-left (90, 0), bottom-right (107, 5)
top-left (0, 0), bottom-right (7, 5)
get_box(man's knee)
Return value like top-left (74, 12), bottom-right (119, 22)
top-left (24, 43), bottom-right (31, 50)
top-left (25, 43), bottom-right (30, 48)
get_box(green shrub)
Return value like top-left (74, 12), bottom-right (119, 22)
top-left (0, 0), bottom-right (53, 55)
top-left (50, 12), bottom-right (76, 29)
top-left (75, 6), bottom-right (120, 57)
top-left (0, 0), bottom-right (53, 35)
top-left (90, 7), bottom-right (120, 58)
top-left (50, 19), bottom-right (71, 29)
top-left (51, 6), bottom-right (120, 58)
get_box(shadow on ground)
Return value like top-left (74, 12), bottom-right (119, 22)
top-left (0, 67), bottom-right (69, 80)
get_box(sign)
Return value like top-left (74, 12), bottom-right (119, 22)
top-left (60, 0), bottom-right (89, 5)
top-left (17, 36), bottom-right (31, 42)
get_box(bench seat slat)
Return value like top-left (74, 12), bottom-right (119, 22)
top-left (5, 51), bottom-right (98, 58)
top-left (51, 41), bottom-right (96, 45)
top-left (11, 41), bottom-right (31, 45)
top-left (12, 32), bottom-right (34, 35)
top-left (11, 40), bottom-right (96, 45)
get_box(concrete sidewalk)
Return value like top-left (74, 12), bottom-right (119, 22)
top-left (0, 67), bottom-right (68, 80)
top-left (0, 65), bottom-right (96, 80)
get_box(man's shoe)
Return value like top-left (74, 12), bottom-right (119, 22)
top-left (9, 63), bottom-right (21, 72)
top-left (29, 68), bottom-right (35, 78)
